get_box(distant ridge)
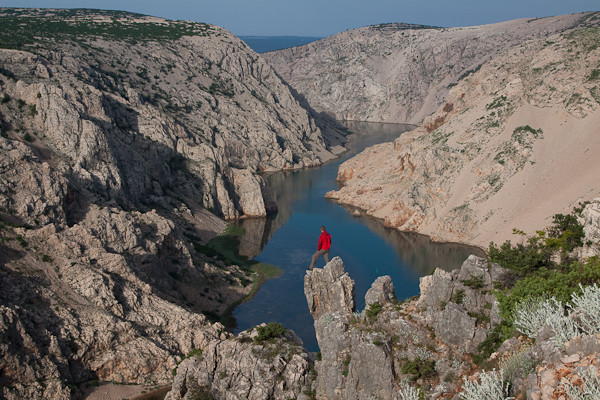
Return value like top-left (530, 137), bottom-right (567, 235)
top-left (239, 35), bottom-right (323, 53)
top-left (368, 22), bottom-right (441, 31)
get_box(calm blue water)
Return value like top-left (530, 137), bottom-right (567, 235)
top-left (233, 121), bottom-right (482, 351)
top-left (239, 36), bottom-right (323, 53)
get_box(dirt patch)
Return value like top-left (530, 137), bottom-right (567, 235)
top-left (82, 382), bottom-right (170, 400)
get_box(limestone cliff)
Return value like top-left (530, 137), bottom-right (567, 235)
top-left (326, 23), bottom-right (600, 247)
top-left (0, 8), bottom-right (346, 221)
top-left (303, 256), bottom-right (505, 399)
top-left (265, 13), bottom-right (599, 124)
top-left (0, 8), bottom-right (346, 399)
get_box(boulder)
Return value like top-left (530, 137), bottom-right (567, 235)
top-left (365, 275), bottom-right (396, 306)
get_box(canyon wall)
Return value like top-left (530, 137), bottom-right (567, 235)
top-left (0, 8), bottom-right (345, 399)
top-left (326, 22), bottom-right (600, 247)
top-left (266, 13), bottom-right (598, 124)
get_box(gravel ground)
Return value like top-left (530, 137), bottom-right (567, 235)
top-left (82, 383), bottom-right (171, 400)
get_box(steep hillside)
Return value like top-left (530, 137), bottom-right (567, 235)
top-left (265, 13), bottom-right (599, 124)
top-left (0, 8), bottom-right (345, 399)
top-left (326, 25), bottom-right (600, 247)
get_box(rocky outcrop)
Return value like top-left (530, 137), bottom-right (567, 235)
top-left (265, 13), bottom-right (599, 125)
top-left (302, 255), bottom-right (600, 399)
top-left (304, 257), bottom-right (355, 319)
top-left (302, 256), bottom-right (507, 399)
top-left (0, 201), bottom-right (235, 399)
top-left (164, 210), bottom-right (600, 400)
top-left (0, 8), bottom-right (346, 399)
top-left (165, 326), bottom-right (314, 400)
top-left (577, 198), bottom-right (600, 260)
top-left (486, 328), bottom-right (600, 399)
top-left (326, 23), bottom-right (600, 248)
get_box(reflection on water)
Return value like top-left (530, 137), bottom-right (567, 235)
top-left (232, 121), bottom-right (483, 351)
top-left (349, 212), bottom-right (486, 275)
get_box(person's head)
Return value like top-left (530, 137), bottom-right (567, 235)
top-left (321, 225), bottom-right (326, 232)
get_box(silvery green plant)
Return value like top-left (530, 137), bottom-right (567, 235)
top-left (352, 311), bottom-right (363, 322)
top-left (452, 358), bottom-right (463, 370)
top-left (513, 297), bottom-right (564, 338)
top-left (499, 350), bottom-right (537, 381)
top-left (415, 347), bottom-right (432, 360)
top-left (547, 312), bottom-right (580, 346)
top-left (459, 369), bottom-right (511, 400)
top-left (569, 283), bottom-right (600, 335)
top-left (398, 384), bottom-right (421, 400)
top-left (562, 366), bottom-right (600, 399)
top-left (513, 297), bottom-right (579, 346)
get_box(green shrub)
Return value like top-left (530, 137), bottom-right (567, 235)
top-left (366, 302), bottom-right (382, 321)
top-left (342, 354), bottom-right (351, 377)
top-left (450, 289), bottom-right (465, 305)
top-left (546, 213), bottom-right (585, 253)
top-left (16, 235), bottom-right (27, 248)
top-left (462, 275), bottom-right (485, 289)
top-left (488, 234), bottom-right (553, 273)
top-left (472, 324), bottom-right (509, 366)
top-left (489, 208), bottom-right (585, 273)
top-left (495, 258), bottom-right (600, 322)
top-left (185, 348), bottom-right (203, 360)
top-left (255, 322), bottom-right (286, 343)
top-left (486, 95), bottom-right (507, 110)
top-left (401, 357), bottom-right (436, 381)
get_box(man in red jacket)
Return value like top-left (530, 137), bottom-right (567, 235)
top-left (308, 225), bottom-right (331, 270)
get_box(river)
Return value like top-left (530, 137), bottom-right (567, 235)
top-left (232, 121), bottom-right (483, 351)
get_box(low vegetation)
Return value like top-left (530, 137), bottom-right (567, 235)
top-left (474, 203), bottom-right (598, 360)
top-left (0, 8), bottom-right (214, 51)
top-left (195, 224), bottom-right (282, 328)
top-left (254, 322), bottom-right (286, 343)
top-left (459, 369), bottom-right (508, 400)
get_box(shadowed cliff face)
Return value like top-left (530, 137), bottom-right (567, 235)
top-left (0, 8), bottom-right (347, 399)
top-left (0, 8), bottom-right (347, 222)
top-left (265, 13), bottom-right (599, 125)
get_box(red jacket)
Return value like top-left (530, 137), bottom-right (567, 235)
top-left (317, 231), bottom-right (331, 251)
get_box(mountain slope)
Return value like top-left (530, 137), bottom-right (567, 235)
top-left (265, 13), bottom-right (599, 124)
top-left (326, 24), bottom-right (600, 247)
top-left (0, 8), bottom-right (345, 399)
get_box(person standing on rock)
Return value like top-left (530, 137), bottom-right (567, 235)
top-left (308, 225), bottom-right (331, 270)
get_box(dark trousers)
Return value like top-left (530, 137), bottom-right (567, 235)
top-left (308, 249), bottom-right (329, 270)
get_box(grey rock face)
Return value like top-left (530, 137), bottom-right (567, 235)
top-left (577, 198), bottom-right (600, 259)
top-left (434, 302), bottom-right (476, 354)
top-left (0, 10), bottom-right (346, 223)
top-left (324, 16), bottom-right (600, 249)
top-left (303, 255), bottom-right (505, 400)
top-left (364, 275), bottom-right (396, 306)
top-left (0, 9), bottom-right (347, 399)
top-left (265, 14), bottom-right (594, 124)
top-left (304, 256), bottom-right (355, 320)
top-left (165, 328), bottom-right (313, 400)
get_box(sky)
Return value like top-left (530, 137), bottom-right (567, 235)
top-left (2, 0), bottom-right (599, 37)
